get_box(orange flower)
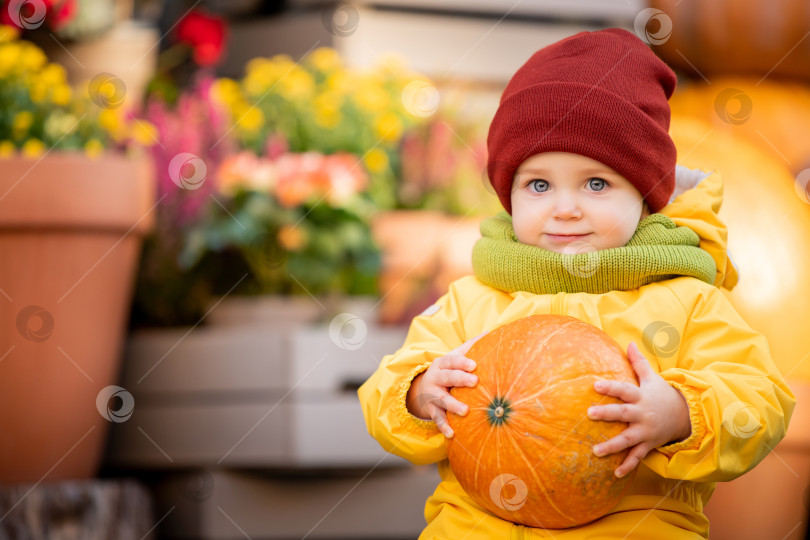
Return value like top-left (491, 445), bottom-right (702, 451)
top-left (217, 151), bottom-right (275, 195)
top-left (274, 152), bottom-right (338, 207)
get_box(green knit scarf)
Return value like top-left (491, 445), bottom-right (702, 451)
top-left (472, 213), bottom-right (716, 294)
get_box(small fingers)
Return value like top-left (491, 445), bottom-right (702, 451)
top-left (614, 443), bottom-right (650, 478)
top-left (435, 367), bottom-right (478, 389)
top-left (593, 380), bottom-right (641, 403)
top-left (587, 402), bottom-right (638, 423)
top-left (455, 332), bottom-right (488, 356)
top-left (430, 407), bottom-right (454, 438)
top-left (627, 342), bottom-right (655, 382)
top-left (420, 391), bottom-right (469, 418)
top-left (593, 428), bottom-right (642, 457)
top-left (436, 352), bottom-right (477, 373)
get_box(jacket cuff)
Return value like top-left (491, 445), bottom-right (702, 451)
top-left (657, 382), bottom-right (706, 457)
top-left (397, 361), bottom-right (440, 432)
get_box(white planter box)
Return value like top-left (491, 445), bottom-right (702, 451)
top-left (152, 467), bottom-right (440, 539)
top-left (107, 314), bottom-right (409, 469)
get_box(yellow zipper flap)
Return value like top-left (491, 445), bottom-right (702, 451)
top-left (510, 524), bottom-right (525, 540)
top-left (552, 291), bottom-right (567, 316)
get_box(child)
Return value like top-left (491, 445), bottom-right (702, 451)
top-left (358, 28), bottom-right (795, 539)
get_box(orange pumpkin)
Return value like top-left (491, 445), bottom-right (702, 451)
top-left (669, 114), bottom-right (810, 382)
top-left (447, 314), bottom-right (638, 528)
top-left (669, 77), bottom-right (810, 176)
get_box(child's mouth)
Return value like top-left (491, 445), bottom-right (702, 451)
top-left (545, 233), bottom-right (591, 242)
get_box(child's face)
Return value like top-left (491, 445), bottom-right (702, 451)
top-left (510, 152), bottom-right (649, 254)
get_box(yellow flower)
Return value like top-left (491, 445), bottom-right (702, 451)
top-left (21, 139), bottom-right (45, 158)
top-left (84, 138), bottom-right (104, 159)
top-left (363, 148), bottom-right (389, 174)
top-left (244, 55), bottom-right (298, 95)
top-left (234, 105), bottom-right (264, 132)
top-left (354, 83), bottom-right (389, 114)
top-left (243, 63), bottom-right (275, 96)
top-left (278, 225), bottom-right (307, 251)
top-left (12, 111), bottom-right (33, 137)
top-left (211, 78), bottom-right (243, 107)
top-left (0, 43), bottom-right (19, 75)
top-left (373, 112), bottom-right (402, 143)
top-left (306, 47), bottom-right (343, 73)
top-left (18, 42), bottom-right (46, 72)
top-left (313, 92), bottom-right (342, 128)
top-left (277, 67), bottom-right (315, 101)
top-left (132, 120), bottom-right (158, 146)
top-left (39, 63), bottom-right (66, 86)
top-left (0, 140), bottom-right (16, 157)
top-left (30, 81), bottom-right (47, 104)
top-left (270, 54), bottom-right (296, 74)
top-left (50, 84), bottom-right (71, 106)
top-left (0, 25), bottom-right (20, 42)
top-left (99, 108), bottom-right (125, 141)
top-left (326, 72), bottom-right (354, 95)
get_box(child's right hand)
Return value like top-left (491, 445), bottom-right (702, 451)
top-left (405, 333), bottom-right (484, 438)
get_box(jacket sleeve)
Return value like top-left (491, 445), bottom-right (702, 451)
top-left (645, 284), bottom-right (796, 482)
top-left (357, 281), bottom-right (470, 465)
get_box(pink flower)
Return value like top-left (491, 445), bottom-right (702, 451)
top-left (323, 153), bottom-right (368, 206)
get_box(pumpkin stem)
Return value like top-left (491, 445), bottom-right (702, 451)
top-left (487, 397), bottom-right (512, 426)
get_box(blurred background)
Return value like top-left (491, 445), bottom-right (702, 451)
top-left (0, 0), bottom-right (809, 538)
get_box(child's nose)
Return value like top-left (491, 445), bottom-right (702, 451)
top-left (551, 193), bottom-right (582, 219)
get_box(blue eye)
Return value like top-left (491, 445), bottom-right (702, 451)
top-left (529, 179), bottom-right (549, 192)
top-left (588, 178), bottom-right (607, 191)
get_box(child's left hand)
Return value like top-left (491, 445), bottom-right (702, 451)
top-left (587, 342), bottom-right (692, 478)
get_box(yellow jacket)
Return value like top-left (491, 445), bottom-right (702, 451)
top-left (358, 170), bottom-right (795, 539)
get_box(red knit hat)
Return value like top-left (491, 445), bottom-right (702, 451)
top-left (487, 28), bottom-right (677, 214)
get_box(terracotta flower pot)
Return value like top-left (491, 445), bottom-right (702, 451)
top-left (0, 154), bottom-right (154, 483)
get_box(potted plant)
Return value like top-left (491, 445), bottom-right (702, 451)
top-left (130, 46), bottom-right (434, 328)
top-left (0, 25), bottom-right (156, 482)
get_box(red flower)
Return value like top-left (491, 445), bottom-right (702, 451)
top-left (176, 9), bottom-right (227, 67)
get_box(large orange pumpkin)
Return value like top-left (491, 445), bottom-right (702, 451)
top-left (447, 315), bottom-right (637, 528)
top-left (669, 77), bottom-right (810, 176)
top-left (669, 115), bottom-right (810, 382)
